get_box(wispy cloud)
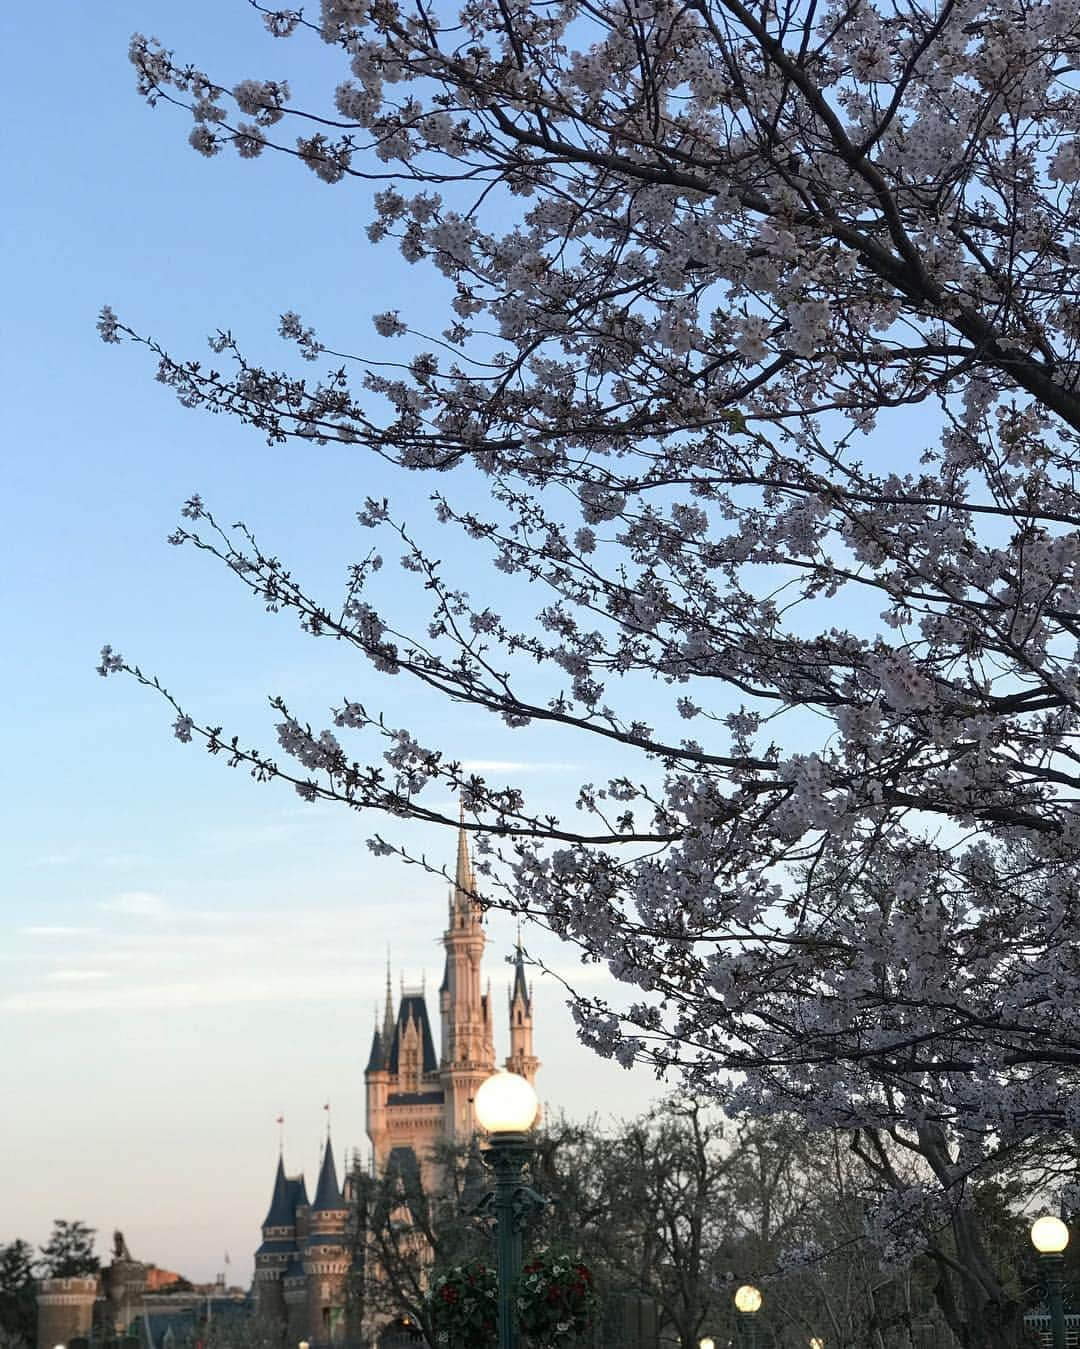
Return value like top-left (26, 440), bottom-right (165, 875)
top-left (27, 849), bottom-right (152, 870)
top-left (98, 891), bottom-right (172, 921)
top-left (44, 970), bottom-right (109, 983)
top-left (20, 925), bottom-right (98, 938)
top-left (29, 852), bottom-right (78, 868)
top-left (2, 972), bottom-right (369, 1014)
top-left (100, 852), bottom-right (151, 869)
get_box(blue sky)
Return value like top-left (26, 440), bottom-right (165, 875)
top-left (1, 1), bottom-right (665, 1283)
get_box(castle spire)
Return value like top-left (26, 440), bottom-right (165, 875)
top-left (441, 814), bottom-right (495, 1139)
top-left (455, 802), bottom-right (474, 897)
top-left (312, 1135), bottom-right (344, 1212)
top-left (510, 942), bottom-right (530, 1010)
top-left (382, 951), bottom-right (395, 1046)
top-left (262, 1155), bottom-right (291, 1229)
top-left (506, 938), bottom-right (540, 1095)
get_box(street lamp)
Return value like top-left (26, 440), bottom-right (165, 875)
top-left (298, 1341), bottom-right (309, 1349)
top-left (1032, 1215), bottom-right (1070, 1349)
top-left (733, 1285), bottom-right (762, 1349)
top-left (700, 1339), bottom-right (716, 1349)
top-left (475, 1071), bottom-right (542, 1349)
top-left (810, 1339), bottom-right (825, 1349)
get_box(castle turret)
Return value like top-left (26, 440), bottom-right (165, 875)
top-left (304, 1139), bottom-right (350, 1343)
top-left (505, 944), bottom-right (540, 1090)
top-left (102, 1232), bottom-right (146, 1336)
top-left (254, 1155), bottom-right (308, 1339)
top-left (365, 1004), bottom-right (391, 1168)
top-left (36, 1278), bottom-right (98, 1349)
top-left (282, 1257), bottom-right (308, 1349)
top-left (440, 815), bottom-right (497, 1141)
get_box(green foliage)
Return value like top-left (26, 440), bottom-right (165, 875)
top-left (0, 1240), bottom-right (36, 1347)
top-left (425, 1258), bottom-right (498, 1348)
top-left (38, 1221), bottom-right (99, 1279)
top-left (516, 1250), bottom-right (597, 1348)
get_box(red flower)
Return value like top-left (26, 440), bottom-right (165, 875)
top-left (547, 1287), bottom-right (562, 1304)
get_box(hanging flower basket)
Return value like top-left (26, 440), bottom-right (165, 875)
top-left (425, 1258), bottom-right (498, 1348)
top-left (516, 1249), bottom-right (598, 1347)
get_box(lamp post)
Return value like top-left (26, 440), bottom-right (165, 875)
top-left (1032, 1215), bottom-right (1070, 1349)
top-left (733, 1285), bottom-right (762, 1349)
top-left (700, 1338), bottom-right (715, 1349)
top-left (474, 1071), bottom-right (541, 1349)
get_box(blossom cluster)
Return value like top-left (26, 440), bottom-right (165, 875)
top-left (105, 0), bottom-right (1080, 1213)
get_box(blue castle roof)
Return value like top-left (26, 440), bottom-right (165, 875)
top-left (365, 1026), bottom-right (384, 1073)
top-left (262, 1155), bottom-right (309, 1230)
top-left (386, 994), bottom-right (438, 1075)
top-left (312, 1137), bottom-right (345, 1212)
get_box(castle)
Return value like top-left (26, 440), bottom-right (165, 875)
top-left (252, 821), bottom-right (539, 1346)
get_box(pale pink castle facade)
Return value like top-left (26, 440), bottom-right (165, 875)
top-left (253, 822), bottom-right (539, 1347)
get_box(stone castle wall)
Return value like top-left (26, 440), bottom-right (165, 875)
top-left (36, 1277), bottom-right (99, 1349)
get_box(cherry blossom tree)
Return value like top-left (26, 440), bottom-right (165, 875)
top-left (101, 0), bottom-right (1080, 1286)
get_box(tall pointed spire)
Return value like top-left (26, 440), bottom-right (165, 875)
top-left (455, 801), bottom-right (475, 897)
top-left (382, 951), bottom-right (395, 1047)
top-left (262, 1155), bottom-right (292, 1229)
top-left (506, 937), bottom-right (539, 1096)
top-left (510, 942), bottom-right (530, 1009)
top-left (312, 1135), bottom-right (344, 1212)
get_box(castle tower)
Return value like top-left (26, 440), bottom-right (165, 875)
top-left (254, 1155), bottom-right (309, 1341)
top-left (303, 1138), bottom-right (350, 1343)
top-left (36, 1278), bottom-right (98, 1349)
top-left (365, 997), bottom-right (392, 1169)
top-left (101, 1232), bottom-right (147, 1336)
top-left (439, 816), bottom-right (497, 1142)
top-left (505, 944), bottom-right (540, 1090)
top-left (282, 1259), bottom-right (308, 1349)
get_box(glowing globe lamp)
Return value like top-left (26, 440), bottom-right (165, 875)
top-left (1031, 1217), bottom-right (1069, 1349)
top-left (699, 1339), bottom-right (715, 1349)
top-left (475, 1071), bottom-right (539, 1134)
top-left (810, 1339), bottom-right (825, 1349)
top-left (733, 1285), bottom-right (762, 1314)
top-left (1032, 1216), bottom-right (1070, 1254)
